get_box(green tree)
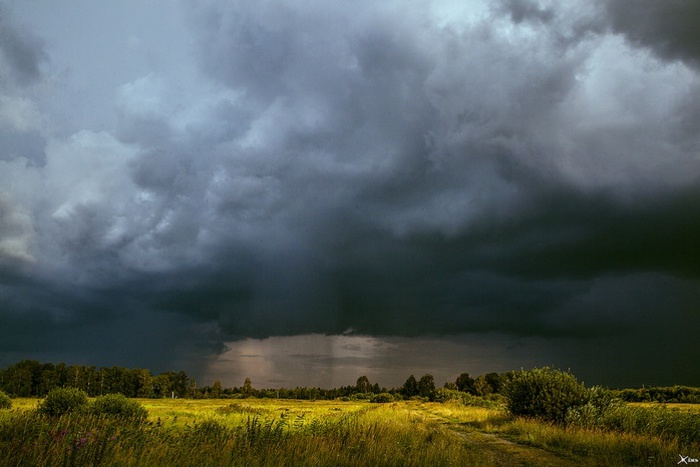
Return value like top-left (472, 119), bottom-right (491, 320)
top-left (152, 373), bottom-right (173, 398)
top-left (211, 380), bottom-right (223, 398)
top-left (474, 375), bottom-right (492, 396)
top-left (242, 377), bottom-right (253, 397)
top-left (356, 376), bottom-right (370, 393)
top-left (455, 372), bottom-right (475, 394)
top-left (38, 363), bottom-right (60, 396)
top-left (3, 360), bottom-right (40, 396)
top-left (485, 372), bottom-right (505, 394)
top-left (401, 375), bottom-right (418, 398)
top-left (417, 374), bottom-right (435, 398)
top-left (135, 369), bottom-right (154, 398)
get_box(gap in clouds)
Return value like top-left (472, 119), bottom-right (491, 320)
top-left (203, 333), bottom-right (553, 389)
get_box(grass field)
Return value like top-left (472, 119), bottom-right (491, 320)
top-left (1, 397), bottom-right (699, 466)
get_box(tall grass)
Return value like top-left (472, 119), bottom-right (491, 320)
top-left (472, 402), bottom-right (700, 466)
top-left (495, 416), bottom-right (695, 466)
top-left (0, 401), bottom-right (493, 466)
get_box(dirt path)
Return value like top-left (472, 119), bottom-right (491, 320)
top-left (417, 405), bottom-right (580, 467)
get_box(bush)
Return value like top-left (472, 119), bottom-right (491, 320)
top-left (370, 393), bottom-right (395, 403)
top-left (565, 386), bottom-right (620, 429)
top-left (0, 391), bottom-right (11, 410)
top-left (504, 367), bottom-right (588, 424)
top-left (431, 388), bottom-right (502, 408)
top-left (92, 394), bottom-right (148, 421)
top-left (39, 388), bottom-right (89, 416)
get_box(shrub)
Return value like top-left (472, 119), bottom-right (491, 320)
top-left (92, 393), bottom-right (148, 421)
top-left (0, 391), bottom-right (11, 410)
top-left (370, 393), bottom-right (394, 403)
top-left (39, 388), bottom-right (89, 416)
top-left (431, 388), bottom-right (501, 408)
top-left (565, 386), bottom-right (620, 428)
top-left (504, 367), bottom-right (588, 424)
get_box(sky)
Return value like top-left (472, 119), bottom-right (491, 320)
top-left (1, 0), bottom-right (699, 389)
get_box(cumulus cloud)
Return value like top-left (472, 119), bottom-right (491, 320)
top-left (0, 0), bottom-right (699, 385)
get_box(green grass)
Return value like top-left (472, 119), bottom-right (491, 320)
top-left (450, 401), bottom-right (700, 466)
top-left (2, 398), bottom-right (699, 466)
top-left (0, 398), bottom-right (493, 466)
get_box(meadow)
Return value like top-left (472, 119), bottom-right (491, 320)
top-left (1, 397), bottom-right (699, 466)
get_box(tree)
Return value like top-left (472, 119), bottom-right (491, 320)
top-left (211, 380), bottom-right (223, 399)
top-left (401, 375), bottom-right (418, 398)
top-left (152, 373), bottom-right (173, 398)
top-left (485, 372), bottom-right (505, 394)
top-left (174, 371), bottom-right (190, 398)
top-left (242, 377), bottom-right (253, 397)
top-left (38, 363), bottom-right (60, 396)
top-left (455, 372), bottom-right (475, 394)
top-left (135, 369), bottom-right (154, 398)
top-left (417, 374), bottom-right (435, 398)
top-left (473, 375), bottom-right (492, 396)
top-left (356, 376), bottom-right (370, 393)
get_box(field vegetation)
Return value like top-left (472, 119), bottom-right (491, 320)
top-left (0, 366), bottom-right (699, 466)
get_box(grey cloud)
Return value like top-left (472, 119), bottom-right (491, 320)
top-left (0, 193), bottom-right (34, 279)
top-left (602, 0), bottom-right (700, 67)
top-left (0, 10), bottom-right (47, 85)
top-left (496, 0), bottom-right (555, 24)
top-left (102, 2), bottom-right (700, 378)
top-left (1, 1), bottom-right (699, 386)
top-left (0, 130), bottom-right (45, 165)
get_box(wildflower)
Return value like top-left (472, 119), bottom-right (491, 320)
top-left (75, 437), bottom-right (88, 450)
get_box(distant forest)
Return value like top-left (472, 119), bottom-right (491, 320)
top-left (1, 360), bottom-right (699, 403)
top-left (0, 360), bottom-right (511, 400)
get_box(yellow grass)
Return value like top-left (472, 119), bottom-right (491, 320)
top-left (1, 398), bottom-right (494, 466)
top-left (4, 398), bottom-right (699, 466)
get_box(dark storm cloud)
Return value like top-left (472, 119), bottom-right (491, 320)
top-left (1, 1), bottom-right (700, 385)
top-left (602, 0), bottom-right (700, 67)
top-left (0, 9), bottom-right (47, 85)
top-left (496, 0), bottom-right (555, 24)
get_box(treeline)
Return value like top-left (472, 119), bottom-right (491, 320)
top-left (0, 360), bottom-right (515, 400)
top-left (0, 360), bottom-right (195, 398)
top-left (615, 386), bottom-right (700, 404)
top-left (3, 360), bottom-right (699, 404)
top-left (187, 372), bottom-right (516, 401)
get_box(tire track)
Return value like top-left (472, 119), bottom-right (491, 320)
top-left (417, 405), bottom-right (580, 467)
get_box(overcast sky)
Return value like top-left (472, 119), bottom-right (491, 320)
top-left (1, 0), bottom-right (699, 389)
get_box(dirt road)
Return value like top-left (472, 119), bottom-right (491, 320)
top-left (418, 405), bottom-right (581, 467)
